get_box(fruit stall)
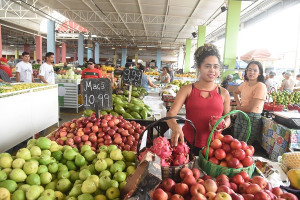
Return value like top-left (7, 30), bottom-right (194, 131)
top-left (0, 83), bottom-right (59, 153)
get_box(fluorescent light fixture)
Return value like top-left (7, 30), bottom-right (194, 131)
top-left (85, 46), bottom-right (88, 48)
top-left (139, 48), bottom-right (143, 50)
top-left (59, 45), bottom-right (62, 47)
top-left (66, 57), bottom-right (71, 59)
top-left (10, 44), bottom-right (14, 46)
top-left (91, 35), bottom-right (97, 38)
top-left (112, 47), bottom-right (115, 49)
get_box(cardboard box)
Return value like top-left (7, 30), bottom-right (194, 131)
top-left (122, 152), bottom-right (162, 199)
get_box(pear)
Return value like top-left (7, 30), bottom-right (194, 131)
top-left (23, 161), bottom-right (39, 175)
top-left (54, 191), bottom-right (65, 200)
top-left (16, 148), bottom-right (31, 160)
top-left (0, 154), bottom-right (13, 168)
top-left (12, 189), bottom-right (26, 200)
top-left (12, 158), bottom-right (26, 169)
top-left (87, 175), bottom-right (99, 187)
top-left (30, 146), bottom-right (42, 157)
top-left (110, 149), bottom-right (123, 161)
top-left (9, 169), bottom-right (27, 182)
top-left (68, 183), bottom-right (82, 197)
top-left (41, 189), bottom-right (55, 199)
top-left (95, 159), bottom-right (107, 172)
top-left (49, 142), bottom-right (60, 152)
top-left (81, 179), bottom-right (97, 194)
top-left (56, 178), bottom-right (72, 193)
top-left (26, 185), bottom-right (41, 200)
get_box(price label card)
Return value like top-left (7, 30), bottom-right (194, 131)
top-left (122, 68), bottom-right (142, 86)
top-left (82, 78), bottom-right (113, 110)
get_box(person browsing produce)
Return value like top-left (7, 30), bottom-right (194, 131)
top-left (139, 64), bottom-right (157, 91)
top-left (39, 52), bottom-right (55, 84)
top-left (82, 58), bottom-right (102, 79)
top-left (16, 52), bottom-right (34, 83)
top-left (233, 61), bottom-right (267, 145)
top-left (166, 44), bottom-right (231, 155)
top-left (280, 72), bottom-right (294, 92)
top-left (160, 67), bottom-right (171, 83)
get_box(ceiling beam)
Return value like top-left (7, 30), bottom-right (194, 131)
top-left (136, 0), bottom-right (148, 41)
top-left (161, 0), bottom-right (170, 39)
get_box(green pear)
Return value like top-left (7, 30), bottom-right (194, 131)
top-left (100, 170), bottom-right (111, 178)
top-left (0, 170), bottom-right (7, 181)
top-left (57, 170), bottom-right (70, 179)
top-left (126, 166), bottom-right (136, 175)
top-left (26, 185), bottom-right (41, 200)
top-left (38, 154), bottom-right (51, 165)
top-left (18, 184), bottom-right (30, 192)
top-left (51, 151), bottom-right (62, 161)
top-left (68, 183), bottom-right (82, 197)
top-left (110, 163), bottom-right (123, 174)
top-left (40, 172), bottom-right (52, 185)
top-left (122, 151), bottom-right (136, 162)
top-left (37, 165), bottom-right (48, 174)
top-left (12, 158), bottom-right (26, 169)
top-left (110, 149), bottom-right (123, 161)
top-left (106, 187), bottom-right (120, 199)
top-left (26, 173), bottom-right (41, 185)
top-left (95, 159), bottom-right (107, 172)
top-left (115, 161), bottom-right (126, 171)
top-left (99, 145), bottom-right (108, 152)
top-left (107, 145), bottom-right (118, 153)
top-left (27, 139), bottom-right (36, 146)
top-left (70, 171), bottom-right (80, 182)
top-left (0, 154), bottom-right (13, 168)
top-left (119, 181), bottom-right (126, 190)
top-left (41, 150), bottom-right (51, 156)
top-left (56, 178), bottom-right (72, 193)
top-left (23, 161), bottom-right (39, 175)
top-left (110, 179), bottom-right (119, 188)
top-left (45, 180), bottom-right (57, 190)
top-left (97, 151), bottom-right (107, 159)
top-left (81, 179), bottom-right (97, 194)
top-left (99, 176), bottom-right (111, 191)
top-left (12, 189), bottom-right (26, 200)
top-left (66, 161), bottom-right (77, 171)
top-left (63, 149), bottom-right (77, 161)
top-left (36, 137), bottom-right (51, 150)
top-left (54, 191), bottom-right (65, 200)
top-left (41, 189), bottom-right (55, 199)
top-left (113, 171), bottom-right (126, 182)
top-left (16, 148), bottom-right (31, 160)
top-left (2, 168), bottom-right (12, 175)
top-left (49, 141), bottom-right (60, 152)
top-left (78, 194), bottom-right (93, 200)
top-left (37, 196), bottom-right (52, 200)
top-left (48, 163), bottom-right (58, 174)
top-left (84, 150), bottom-right (96, 162)
top-left (58, 165), bottom-right (68, 172)
top-left (104, 158), bottom-right (114, 168)
top-left (0, 179), bottom-right (18, 193)
top-left (9, 169), bottom-right (27, 182)
top-left (87, 164), bottom-right (97, 175)
top-left (80, 145), bottom-right (91, 154)
top-left (79, 169), bottom-right (91, 181)
top-left (87, 175), bottom-right (99, 187)
top-left (30, 146), bottom-right (42, 157)
top-left (75, 154), bottom-right (86, 167)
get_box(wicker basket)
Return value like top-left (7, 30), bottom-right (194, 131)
top-left (137, 116), bottom-right (196, 182)
top-left (199, 110), bottom-right (256, 178)
top-left (264, 87), bottom-right (284, 112)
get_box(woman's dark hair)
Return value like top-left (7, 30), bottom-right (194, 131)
top-left (125, 62), bottom-right (131, 68)
top-left (194, 44), bottom-right (221, 67)
top-left (139, 64), bottom-right (145, 72)
top-left (163, 67), bottom-right (169, 73)
top-left (244, 61), bottom-right (265, 83)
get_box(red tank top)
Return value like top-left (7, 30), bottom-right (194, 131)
top-left (182, 84), bottom-right (224, 148)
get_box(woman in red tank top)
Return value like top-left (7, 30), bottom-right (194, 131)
top-left (167, 44), bottom-right (231, 155)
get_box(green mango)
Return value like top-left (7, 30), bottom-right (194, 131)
top-left (132, 87), bottom-right (138, 91)
top-left (144, 104), bottom-right (151, 110)
top-left (114, 105), bottom-right (126, 114)
top-left (132, 91), bottom-right (139, 97)
top-left (128, 104), bottom-right (142, 112)
top-left (110, 112), bottom-right (119, 117)
top-left (122, 113), bottom-right (134, 119)
top-left (100, 111), bottom-right (108, 116)
top-left (113, 97), bottom-right (123, 104)
top-left (124, 90), bottom-right (129, 96)
top-left (131, 112), bottom-right (142, 119)
top-left (140, 109), bottom-right (148, 120)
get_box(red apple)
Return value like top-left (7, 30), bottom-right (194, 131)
top-left (237, 162), bottom-right (244, 168)
top-left (231, 139), bottom-right (242, 150)
top-left (107, 129), bottom-right (115, 137)
top-left (211, 139), bottom-right (222, 149)
top-left (230, 182), bottom-right (238, 193)
top-left (89, 135), bottom-right (97, 143)
top-left (202, 147), bottom-right (214, 158)
top-left (91, 125), bottom-right (99, 133)
top-left (217, 185), bottom-right (232, 194)
top-left (225, 153), bottom-right (234, 162)
top-left (203, 179), bottom-right (217, 193)
top-left (222, 143), bottom-right (232, 153)
top-left (113, 137), bottom-right (122, 145)
top-left (272, 187), bottom-right (283, 197)
top-left (161, 178), bottom-right (176, 193)
top-left (86, 122), bottom-right (93, 128)
top-left (81, 135), bottom-right (89, 142)
top-left (73, 136), bottom-right (81, 144)
top-left (97, 132), bottom-right (105, 138)
top-left (180, 167), bottom-right (193, 179)
top-left (59, 131), bottom-right (67, 137)
top-left (264, 190), bottom-right (277, 200)
top-left (241, 141), bottom-right (248, 150)
top-left (238, 171), bottom-right (250, 182)
top-left (191, 193), bottom-right (207, 200)
top-left (242, 156), bottom-right (253, 167)
top-left (201, 175), bottom-right (212, 181)
top-left (214, 192), bottom-right (232, 200)
top-left (220, 161), bottom-right (228, 167)
top-left (124, 144), bottom-right (130, 151)
top-left (85, 141), bottom-right (92, 146)
top-left (205, 192), bottom-right (216, 200)
top-left (245, 149), bottom-right (253, 157)
top-left (108, 120), bottom-right (115, 128)
top-left (227, 158), bottom-right (240, 168)
top-left (97, 138), bottom-right (104, 143)
top-left (183, 175), bottom-right (196, 187)
top-left (192, 168), bottom-right (201, 180)
top-left (209, 157), bottom-right (220, 165)
top-left (239, 182), bottom-right (250, 194)
top-left (174, 183), bottom-right (189, 196)
top-left (231, 193), bottom-right (245, 200)
top-left (170, 194), bottom-right (184, 200)
top-left (246, 184), bottom-right (261, 195)
top-left (216, 179), bottom-right (230, 188)
top-left (121, 130), bottom-right (129, 137)
top-left (242, 194), bottom-right (254, 200)
top-left (190, 183), bottom-right (206, 196)
top-left (279, 193), bottom-right (298, 200)
top-left (216, 174), bottom-right (229, 182)
top-left (251, 176), bottom-right (267, 189)
top-left (232, 149), bottom-right (246, 160)
top-left (152, 188), bottom-right (168, 200)
top-left (254, 191), bottom-right (271, 200)
top-left (222, 135), bottom-right (234, 144)
top-left (215, 133), bottom-right (224, 140)
top-left (232, 174), bottom-right (244, 185)
top-left (215, 149), bottom-right (226, 160)
top-left (77, 130), bottom-right (84, 137)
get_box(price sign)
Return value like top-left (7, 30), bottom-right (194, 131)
top-left (122, 68), bottom-right (142, 86)
top-left (82, 78), bottom-right (113, 111)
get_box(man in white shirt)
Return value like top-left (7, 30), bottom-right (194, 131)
top-left (39, 52), bottom-right (55, 84)
top-left (265, 71), bottom-right (279, 92)
top-left (16, 52), bottom-right (34, 83)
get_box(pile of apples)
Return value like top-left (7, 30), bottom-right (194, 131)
top-left (202, 134), bottom-right (254, 169)
top-left (49, 114), bottom-right (146, 153)
top-left (152, 167), bottom-right (298, 200)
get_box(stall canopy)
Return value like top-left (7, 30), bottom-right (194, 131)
top-left (240, 48), bottom-right (271, 61)
top-left (236, 60), bottom-right (248, 69)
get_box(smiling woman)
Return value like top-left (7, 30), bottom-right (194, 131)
top-left (166, 44), bottom-right (231, 155)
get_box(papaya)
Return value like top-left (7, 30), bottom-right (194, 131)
top-left (122, 113), bottom-right (134, 119)
top-left (287, 169), bottom-right (300, 190)
top-left (114, 105), bottom-right (126, 114)
top-left (131, 112), bottom-right (142, 119)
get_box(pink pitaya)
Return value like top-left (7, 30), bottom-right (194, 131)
top-left (173, 142), bottom-right (189, 155)
top-left (172, 154), bottom-right (189, 166)
top-left (138, 148), bottom-right (150, 161)
top-left (161, 159), bottom-right (171, 167)
top-left (150, 136), bottom-right (173, 159)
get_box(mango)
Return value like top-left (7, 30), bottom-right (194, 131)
top-left (287, 169), bottom-right (300, 190)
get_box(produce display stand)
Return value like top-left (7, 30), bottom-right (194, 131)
top-left (0, 84), bottom-right (59, 153)
top-left (261, 116), bottom-right (300, 161)
top-left (10, 77), bottom-right (42, 83)
top-left (56, 79), bottom-right (82, 113)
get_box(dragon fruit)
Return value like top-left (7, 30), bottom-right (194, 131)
top-left (150, 136), bottom-right (173, 159)
top-left (172, 154), bottom-right (189, 166)
top-left (209, 116), bottom-right (226, 132)
top-left (161, 159), bottom-right (171, 167)
top-left (138, 148), bottom-right (150, 161)
top-left (173, 142), bottom-right (189, 155)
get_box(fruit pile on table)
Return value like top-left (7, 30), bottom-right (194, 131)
top-left (0, 136), bottom-right (136, 199)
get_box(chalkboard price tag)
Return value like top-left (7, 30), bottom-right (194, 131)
top-left (122, 68), bottom-right (142, 86)
top-left (82, 78), bottom-right (113, 111)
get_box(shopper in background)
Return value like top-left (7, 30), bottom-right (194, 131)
top-left (265, 71), bottom-right (279, 92)
top-left (7, 56), bottom-right (15, 68)
top-left (168, 66), bottom-right (174, 82)
top-left (221, 74), bottom-right (233, 89)
top-left (233, 61), bottom-right (267, 145)
top-left (16, 52), bottom-right (34, 83)
top-left (39, 52), bottom-right (55, 84)
top-left (167, 44), bottom-right (231, 154)
top-left (0, 68), bottom-right (11, 83)
top-left (139, 64), bottom-right (157, 91)
top-left (63, 62), bottom-right (68, 69)
top-left (280, 72), bottom-right (294, 92)
top-left (82, 58), bottom-right (102, 79)
top-left (160, 67), bottom-right (171, 83)
top-left (282, 71), bottom-right (286, 82)
top-left (0, 57), bottom-right (13, 78)
top-left (296, 74), bottom-right (300, 87)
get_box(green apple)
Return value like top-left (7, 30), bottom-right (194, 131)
top-left (36, 137), bottom-right (51, 150)
top-left (16, 148), bottom-right (31, 160)
top-left (56, 178), bottom-right (72, 193)
top-left (113, 171), bottom-right (126, 182)
top-left (110, 149), bottom-right (123, 161)
top-left (99, 176), bottom-right (111, 191)
top-left (106, 187), bottom-right (120, 199)
top-left (95, 159), bottom-right (107, 172)
top-left (23, 161), bottom-right (39, 175)
top-left (40, 172), bottom-right (52, 185)
top-left (30, 146), bottom-right (42, 157)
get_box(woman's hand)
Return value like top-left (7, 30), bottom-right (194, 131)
top-left (171, 124), bottom-right (184, 146)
